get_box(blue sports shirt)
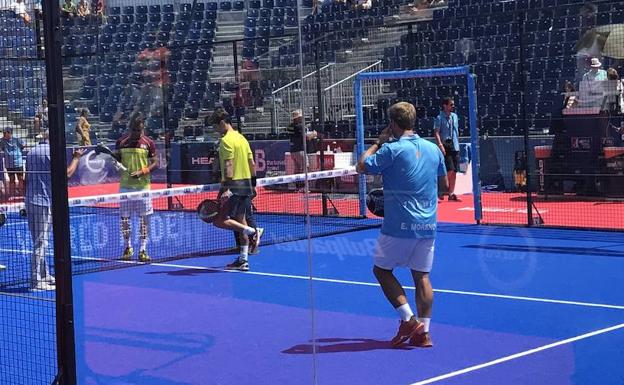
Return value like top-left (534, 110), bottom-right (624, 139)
top-left (364, 135), bottom-right (447, 239)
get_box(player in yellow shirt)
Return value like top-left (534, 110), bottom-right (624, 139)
top-left (209, 108), bottom-right (263, 271)
top-left (114, 112), bottom-right (158, 262)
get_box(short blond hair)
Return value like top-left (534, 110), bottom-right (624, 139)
top-left (388, 102), bottom-right (416, 130)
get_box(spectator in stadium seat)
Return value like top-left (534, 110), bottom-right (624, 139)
top-left (76, 0), bottom-right (90, 16)
top-left (91, 0), bottom-right (103, 16)
top-left (434, 97), bottom-right (461, 201)
top-left (10, 0), bottom-right (31, 24)
top-left (562, 80), bottom-right (579, 110)
top-left (0, 127), bottom-right (25, 198)
top-left (75, 108), bottom-right (92, 146)
top-left (61, 0), bottom-right (76, 16)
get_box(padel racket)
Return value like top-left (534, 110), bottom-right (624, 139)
top-left (366, 188), bottom-right (384, 217)
top-left (94, 144), bottom-right (128, 172)
top-left (197, 199), bottom-right (221, 224)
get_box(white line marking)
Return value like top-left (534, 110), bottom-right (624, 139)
top-left (69, 256), bottom-right (624, 311)
top-left (3, 252), bottom-right (623, 310)
top-left (409, 323), bottom-right (624, 385)
top-left (0, 291), bottom-right (55, 302)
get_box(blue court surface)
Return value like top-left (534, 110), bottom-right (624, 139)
top-left (3, 223), bottom-right (624, 385)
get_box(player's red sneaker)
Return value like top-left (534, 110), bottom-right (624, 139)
top-left (391, 317), bottom-right (424, 347)
top-left (409, 332), bottom-right (433, 348)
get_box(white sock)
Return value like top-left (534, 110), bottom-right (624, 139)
top-left (396, 303), bottom-right (414, 322)
top-left (418, 317), bottom-right (431, 333)
top-left (140, 238), bottom-right (148, 252)
top-left (242, 227), bottom-right (256, 236)
top-left (239, 245), bottom-right (249, 262)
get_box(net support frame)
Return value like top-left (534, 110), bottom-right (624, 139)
top-left (354, 66), bottom-right (483, 222)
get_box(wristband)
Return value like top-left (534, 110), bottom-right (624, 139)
top-left (251, 176), bottom-right (257, 187)
top-left (141, 167), bottom-right (150, 175)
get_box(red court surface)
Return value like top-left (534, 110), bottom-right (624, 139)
top-left (62, 183), bottom-right (624, 230)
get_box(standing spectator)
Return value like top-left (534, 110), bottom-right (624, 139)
top-left (285, 109), bottom-right (317, 176)
top-left (61, 0), bottom-right (76, 16)
top-left (75, 108), bottom-right (92, 146)
top-left (582, 57), bottom-right (607, 82)
top-left (76, 0), bottom-right (90, 16)
top-left (0, 128), bottom-right (25, 198)
top-left (434, 97), bottom-right (461, 201)
top-left (580, 58), bottom-right (607, 108)
top-left (25, 129), bottom-right (84, 291)
top-left (34, 98), bottom-right (48, 134)
top-left (606, 68), bottom-right (623, 114)
top-left (356, 102), bottom-right (448, 348)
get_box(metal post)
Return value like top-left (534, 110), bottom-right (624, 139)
top-left (517, 12), bottom-right (533, 226)
top-left (41, 0), bottom-right (77, 383)
top-left (160, 50), bottom-right (174, 209)
top-left (314, 41), bottom-right (328, 215)
top-left (233, 41), bottom-right (242, 132)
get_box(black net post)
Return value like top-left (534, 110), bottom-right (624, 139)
top-left (314, 40), bottom-right (328, 216)
top-left (41, 0), bottom-right (77, 383)
top-left (517, 10), bottom-right (533, 227)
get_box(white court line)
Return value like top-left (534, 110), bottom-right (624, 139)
top-left (409, 323), bottom-right (624, 385)
top-left (3, 252), bottom-right (624, 311)
top-left (69, 256), bottom-right (624, 311)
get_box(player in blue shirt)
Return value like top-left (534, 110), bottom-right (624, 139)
top-left (25, 130), bottom-right (84, 291)
top-left (357, 102), bottom-right (448, 348)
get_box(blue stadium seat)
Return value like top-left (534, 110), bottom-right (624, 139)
top-left (233, 1), bottom-right (244, 10)
top-left (109, 6), bottom-right (121, 15)
top-left (220, 2), bottom-right (232, 11)
top-left (114, 33), bottom-right (128, 44)
top-left (207, 2), bottom-right (218, 11)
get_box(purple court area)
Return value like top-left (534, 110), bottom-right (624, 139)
top-left (72, 225), bottom-right (624, 385)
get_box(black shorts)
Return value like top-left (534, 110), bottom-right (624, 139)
top-left (6, 168), bottom-right (24, 177)
top-left (223, 194), bottom-right (251, 219)
top-left (444, 150), bottom-right (460, 172)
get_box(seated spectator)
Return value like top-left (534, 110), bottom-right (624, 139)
top-left (91, 0), bottom-right (103, 17)
top-left (351, 0), bottom-right (371, 10)
top-left (76, 0), bottom-right (90, 16)
top-left (10, 0), bottom-right (31, 24)
top-left (61, 0), bottom-right (76, 17)
top-left (563, 80), bottom-right (579, 110)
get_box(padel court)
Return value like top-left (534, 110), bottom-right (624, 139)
top-left (3, 221), bottom-right (623, 385)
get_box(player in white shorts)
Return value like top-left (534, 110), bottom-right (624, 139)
top-left (357, 102), bottom-right (448, 348)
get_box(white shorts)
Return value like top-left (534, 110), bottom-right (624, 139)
top-left (373, 234), bottom-right (435, 273)
top-left (119, 188), bottom-right (153, 217)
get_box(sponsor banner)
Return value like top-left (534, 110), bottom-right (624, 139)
top-left (67, 144), bottom-right (167, 187)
